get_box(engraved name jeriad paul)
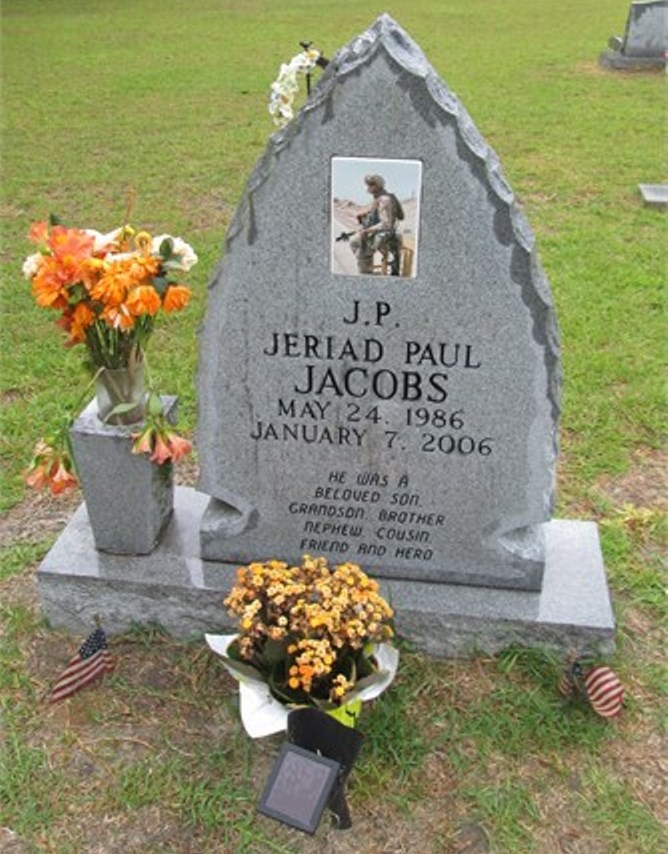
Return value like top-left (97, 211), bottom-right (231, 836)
top-left (250, 299), bottom-right (491, 458)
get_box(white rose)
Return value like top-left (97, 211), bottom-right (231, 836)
top-left (22, 252), bottom-right (43, 279)
top-left (152, 234), bottom-right (198, 272)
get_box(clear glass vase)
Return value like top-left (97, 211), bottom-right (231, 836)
top-left (95, 362), bottom-right (145, 426)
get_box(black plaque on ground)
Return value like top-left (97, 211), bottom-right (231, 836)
top-left (257, 742), bottom-right (341, 834)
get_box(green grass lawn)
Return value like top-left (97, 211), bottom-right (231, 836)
top-left (1, 1), bottom-right (666, 852)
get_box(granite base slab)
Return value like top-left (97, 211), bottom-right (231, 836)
top-left (598, 51), bottom-right (666, 70)
top-left (37, 488), bottom-right (615, 658)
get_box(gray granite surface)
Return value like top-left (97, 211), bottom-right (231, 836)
top-left (37, 488), bottom-right (615, 658)
top-left (197, 14), bottom-right (562, 592)
top-left (639, 184), bottom-right (668, 207)
top-left (70, 397), bottom-right (177, 555)
top-left (623, 1), bottom-right (667, 56)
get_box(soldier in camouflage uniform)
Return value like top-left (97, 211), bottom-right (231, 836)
top-left (350, 174), bottom-right (403, 275)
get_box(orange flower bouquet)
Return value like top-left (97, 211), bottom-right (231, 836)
top-left (206, 556), bottom-right (399, 738)
top-left (22, 219), bottom-right (195, 371)
top-left (22, 217), bottom-right (196, 494)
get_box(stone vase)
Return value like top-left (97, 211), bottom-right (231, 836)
top-left (95, 361), bottom-right (145, 426)
top-left (70, 396), bottom-right (177, 555)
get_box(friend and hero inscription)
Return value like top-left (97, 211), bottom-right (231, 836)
top-left (197, 15), bottom-right (561, 591)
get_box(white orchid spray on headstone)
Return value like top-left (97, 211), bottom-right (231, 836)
top-left (268, 42), bottom-right (327, 126)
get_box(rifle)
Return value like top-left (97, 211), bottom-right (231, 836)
top-left (336, 203), bottom-right (382, 242)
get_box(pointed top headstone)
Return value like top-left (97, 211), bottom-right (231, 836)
top-left (197, 16), bottom-right (562, 591)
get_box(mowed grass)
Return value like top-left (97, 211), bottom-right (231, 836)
top-left (1, 1), bottom-right (666, 852)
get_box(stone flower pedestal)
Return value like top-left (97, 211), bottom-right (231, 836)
top-left (69, 396), bottom-right (177, 555)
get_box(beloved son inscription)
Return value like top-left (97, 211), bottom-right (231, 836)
top-left (197, 15), bottom-right (561, 591)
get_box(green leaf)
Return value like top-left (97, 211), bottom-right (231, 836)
top-left (218, 654), bottom-right (268, 684)
top-left (152, 276), bottom-right (168, 296)
top-left (268, 671), bottom-right (301, 705)
top-left (161, 258), bottom-right (185, 271)
top-left (260, 637), bottom-right (287, 666)
top-left (147, 392), bottom-right (164, 417)
top-left (159, 238), bottom-right (173, 259)
top-left (103, 402), bottom-right (140, 421)
top-left (48, 213), bottom-right (62, 226)
top-left (67, 283), bottom-right (88, 305)
top-left (347, 670), bottom-right (386, 696)
top-left (356, 653), bottom-right (377, 679)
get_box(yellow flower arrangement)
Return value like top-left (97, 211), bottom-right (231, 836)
top-left (223, 555), bottom-right (394, 708)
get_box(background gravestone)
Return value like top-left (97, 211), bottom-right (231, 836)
top-left (198, 14), bottom-right (561, 592)
top-left (600, 0), bottom-right (667, 69)
top-left (622, 0), bottom-right (667, 56)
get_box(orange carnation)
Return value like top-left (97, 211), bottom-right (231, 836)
top-left (80, 257), bottom-right (106, 288)
top-left (91, 271), bottom-right (130, 307)
top-left (126, 255), bottom-right (159, 284)
top-left (48, 225), bottom-right (95, 265)
top-left (31, 258), bottom-right (69, 309)
top-left (28, 220), bottom-right (49, 245)
top-left (126, 285), bottom-right (161, 316)
top-left (101, 302), bottom-right (134, 330)
top-left (69, 302), bottom-right (96, 343)
top-left (163, 284), bottom-right (191, 313)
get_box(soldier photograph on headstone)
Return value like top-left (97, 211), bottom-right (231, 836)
top-left (331, 156), bottom-right (421, 278)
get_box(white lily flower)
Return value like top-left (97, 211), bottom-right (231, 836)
top-left (84, 227), bottom-right (123, 253)
top-left (103, 251), bottom-right (134, 263)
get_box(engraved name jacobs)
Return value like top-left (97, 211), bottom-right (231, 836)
top-left (249, 299), bottom-right (491, 455)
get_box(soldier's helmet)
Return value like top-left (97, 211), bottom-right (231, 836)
top-left (364, 174), bottom-right (385, 190)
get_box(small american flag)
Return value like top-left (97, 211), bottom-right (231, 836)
top-left (558, 667), bottom-right (575, 698)
top-left (558, 657), bottom-right (584, 699)
top-left (584, 665), bottom-right (624, 719)
top-left (50, 626), bottom-right (115, 704)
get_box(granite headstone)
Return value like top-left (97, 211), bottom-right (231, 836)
top-left (197, 13), bottom-right (561, 592)
top-left (600, 1), bottom-right (667, 69)
top-left (37, 16), bottom-right (615, 657)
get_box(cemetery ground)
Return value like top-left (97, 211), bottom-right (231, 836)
top-left (1, 1), bottom-right (666, 852)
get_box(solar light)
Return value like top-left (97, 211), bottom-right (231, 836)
top-left (257, 742), bottom-right (341, 834)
